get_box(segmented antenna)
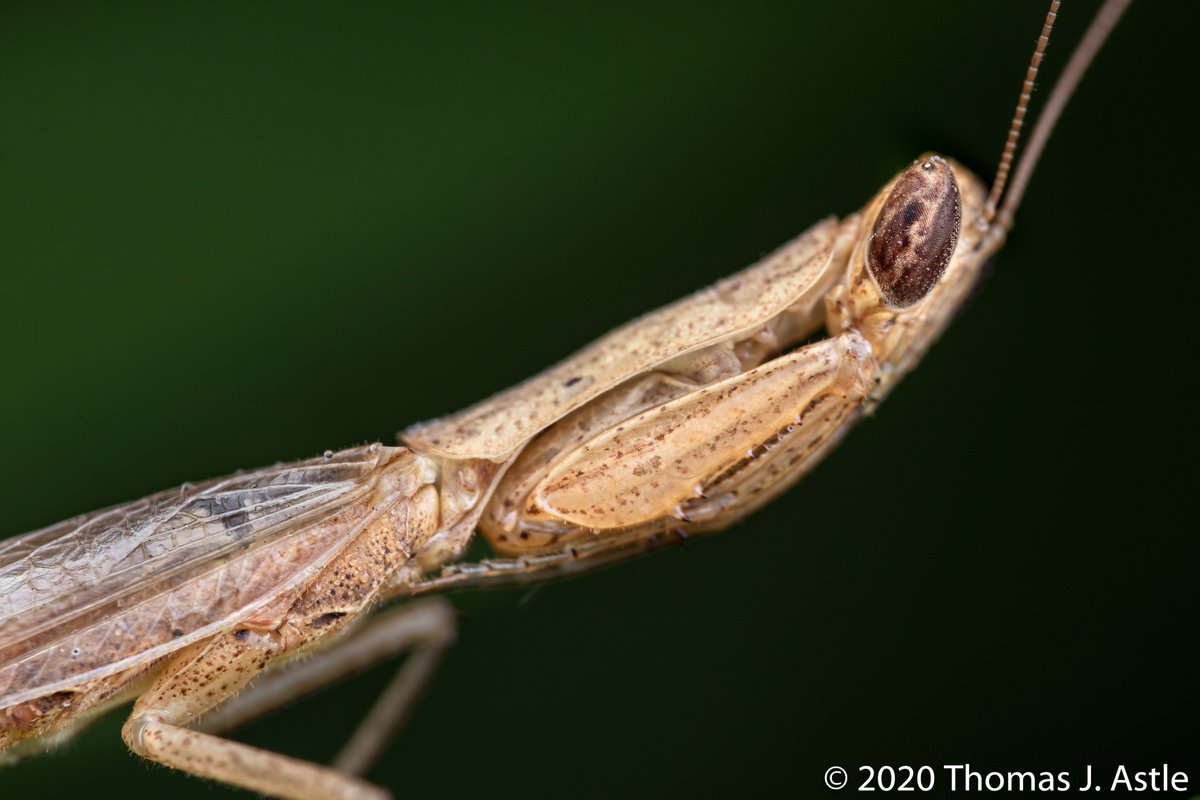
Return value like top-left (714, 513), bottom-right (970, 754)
top-left (984, 1), bottom-right (1060, 223)
top-left (986, 0), bottom-right (1132, 230)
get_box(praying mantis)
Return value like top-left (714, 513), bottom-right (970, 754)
top-left (2, 1), bottom-right (1190, 800)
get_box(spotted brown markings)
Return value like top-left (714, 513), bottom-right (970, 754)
top-left (692, 394), bottom-right (833, 500)
top-left (1, 655), bottom-right (174, 749)
top-left (866, 156), bottom-right (962, 308)
top-left (3, 690), bottom-right (76, 734)
top-left (281, 477), bottom-right (438, 646)
top-left (310, 612), bottom-right (346, 628)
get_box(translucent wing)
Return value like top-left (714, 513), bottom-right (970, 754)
top-left (0, 445), bottom-right (399, 707)
top-left (404, 217), bottom-right (844, 461)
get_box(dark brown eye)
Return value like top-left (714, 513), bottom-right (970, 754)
top-left (866, 155), bottom-right (961, 308)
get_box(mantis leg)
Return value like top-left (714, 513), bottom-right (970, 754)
top-left (121, 600), bottom-right (455, 800)
top-left (120, 481), bottom-right (444, 800)
top-left (122, 627), bottom-right (385, 800)
top-left (198, 597), bottom-right (457, 775)
top-left (403, 334), bottom-right (876, 598)
top-left (401, 530), bottom-right (678, 596)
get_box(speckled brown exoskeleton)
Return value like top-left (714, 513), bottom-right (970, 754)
top-left (0, 2), bottom-right (1129, 798)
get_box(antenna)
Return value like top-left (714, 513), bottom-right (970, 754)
top-left (984, 0), bottom-right (1132, 230)
top-left (984, 1), bottom-right (1060, 222)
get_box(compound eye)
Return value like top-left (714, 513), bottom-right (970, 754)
top-left (866, 155), bottom-right (962, 308)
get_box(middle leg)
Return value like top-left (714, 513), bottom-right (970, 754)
top-left (198, 597), bottom-right (457, 775)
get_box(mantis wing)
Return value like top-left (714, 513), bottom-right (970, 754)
top-left (0, 445), bottom-right (409, 707)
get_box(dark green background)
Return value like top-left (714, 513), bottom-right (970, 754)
top-left (1, 2), bottom-right (1194, 798)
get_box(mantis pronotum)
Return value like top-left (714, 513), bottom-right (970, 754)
top-left (4, 1), bottom-right (1190, 800)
